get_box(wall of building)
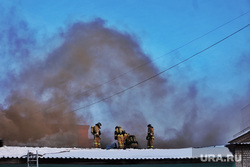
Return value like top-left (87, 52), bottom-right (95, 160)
top-left (77, 125), bottom-right (93, 148)
top-left (235, 146), bottom-right (250, 167)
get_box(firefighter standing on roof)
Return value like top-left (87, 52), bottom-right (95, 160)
top-left (92, 122), bottom-right (102, 148)
top-left (123, 131), bottom-right (129, 149)
top-left (115, 126), bottom-right (124, 149)
top-left (114, 126), bottom-right (119, 141)
top-left (146, 124), bottom-right (154, 149)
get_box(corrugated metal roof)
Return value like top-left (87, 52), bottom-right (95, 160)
top-left (0, 146), bottom-right (232, 160)
top-left (229, 130), bottom-right (250, 144)
top-left (230, 142), bottom-right (250, 145)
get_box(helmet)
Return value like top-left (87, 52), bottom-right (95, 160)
top-left (147, 124), bottom-right (152, 127)
top-left (96, 122), bottom-right (102, 128)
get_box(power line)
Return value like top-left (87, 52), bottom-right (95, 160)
top-left (72, 23), bottom-right (250, 112)
top-left (44, 11), bottom-right (250, 111)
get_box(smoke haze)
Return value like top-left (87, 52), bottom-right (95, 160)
top-left (0, 6), bottom-right (249, 148)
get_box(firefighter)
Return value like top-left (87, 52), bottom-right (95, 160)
top-left (114, 126), bottom-right (119, 140)
top-left (146, 124), bottom-right (154, 149)
top-left (93, 122), bottom-right (102, 148)
top-left (123, 131), bottom-right (129, 149)
top-left (115, 126), bottom-right (124, 149)
top-left (129, 135), bottom-right (138, 148)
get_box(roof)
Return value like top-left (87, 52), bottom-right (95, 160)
top-left (233, 126), bottom-right (250, 139)
top-left (229, 130), bottom-right (250, 144)
top-left (0, 146), bottom-right (232, 160)
top-left (231, 142), bottom-right (250, 145)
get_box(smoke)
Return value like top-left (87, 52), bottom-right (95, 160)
top-left (1, 5), bottom-right (249, 148)
top-left (0, 13), bottom-right (169, 147)
top-left (0, 90), bottom-right (80, 146)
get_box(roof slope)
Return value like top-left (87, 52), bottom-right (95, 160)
top-left (229, 130), bottom-right (250, 144)
top-left (0, 146), bottom-right (232, 160)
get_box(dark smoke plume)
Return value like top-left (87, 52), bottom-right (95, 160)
top-left (0, 6), bottom-right (248, 148)
top-left (0, 15), bottom-right (169, 147)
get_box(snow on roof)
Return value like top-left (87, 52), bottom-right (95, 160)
top-left (229, 130), bottom-right (250, 144)
top-left (0, 146), bottom-right (232, 160)
top-left (229, 142), bottom-right (250, 145)
top-left (232, 127), bottom-right (250, 141)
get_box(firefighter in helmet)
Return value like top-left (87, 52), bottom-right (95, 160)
top-left (129, 135), bottom-right (138, 148)
top-left (146, 124), bottom-right (154, 149)
top-left (123, 131), bottom-right (129, 149)
top-left (115, 126), bottom-right (124, 149)
top-left (93, 122), bottom-right (102, 148)
top-left (114, 126), bottom-right (119, 140)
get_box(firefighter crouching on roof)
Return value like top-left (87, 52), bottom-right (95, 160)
top-left (122, 131), bottom-right (138, 149)
top-left (129, 135), bottom-right (138, 148)
top-left (146, 124), bottom-right (154, 149)
top-left (115, 126), bottom-right (124, 149)
top-left (92, 122), bottom-right (102, 148)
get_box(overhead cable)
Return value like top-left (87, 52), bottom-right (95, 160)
top-left (44, 11), bottom-right (250, 111)
top-left (72, 23), bottom-right (250, 112)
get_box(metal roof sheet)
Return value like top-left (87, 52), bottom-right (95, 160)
top-left (229, 142), bottom-right (250, 145)
top-left (0, 146), bottom-right (232, 160)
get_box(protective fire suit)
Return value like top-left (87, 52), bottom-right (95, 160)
top-left (146, 124), bottom-right (154, 149)
top-left (94, 123), bottom-right (101, 148)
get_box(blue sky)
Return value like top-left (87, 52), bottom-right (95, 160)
top-left (0, 0), bottom-right (250, 147)
top-left (4, 0), bottom-right (249, 81)
top-left (15, 0), bottom-right (250, 107)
